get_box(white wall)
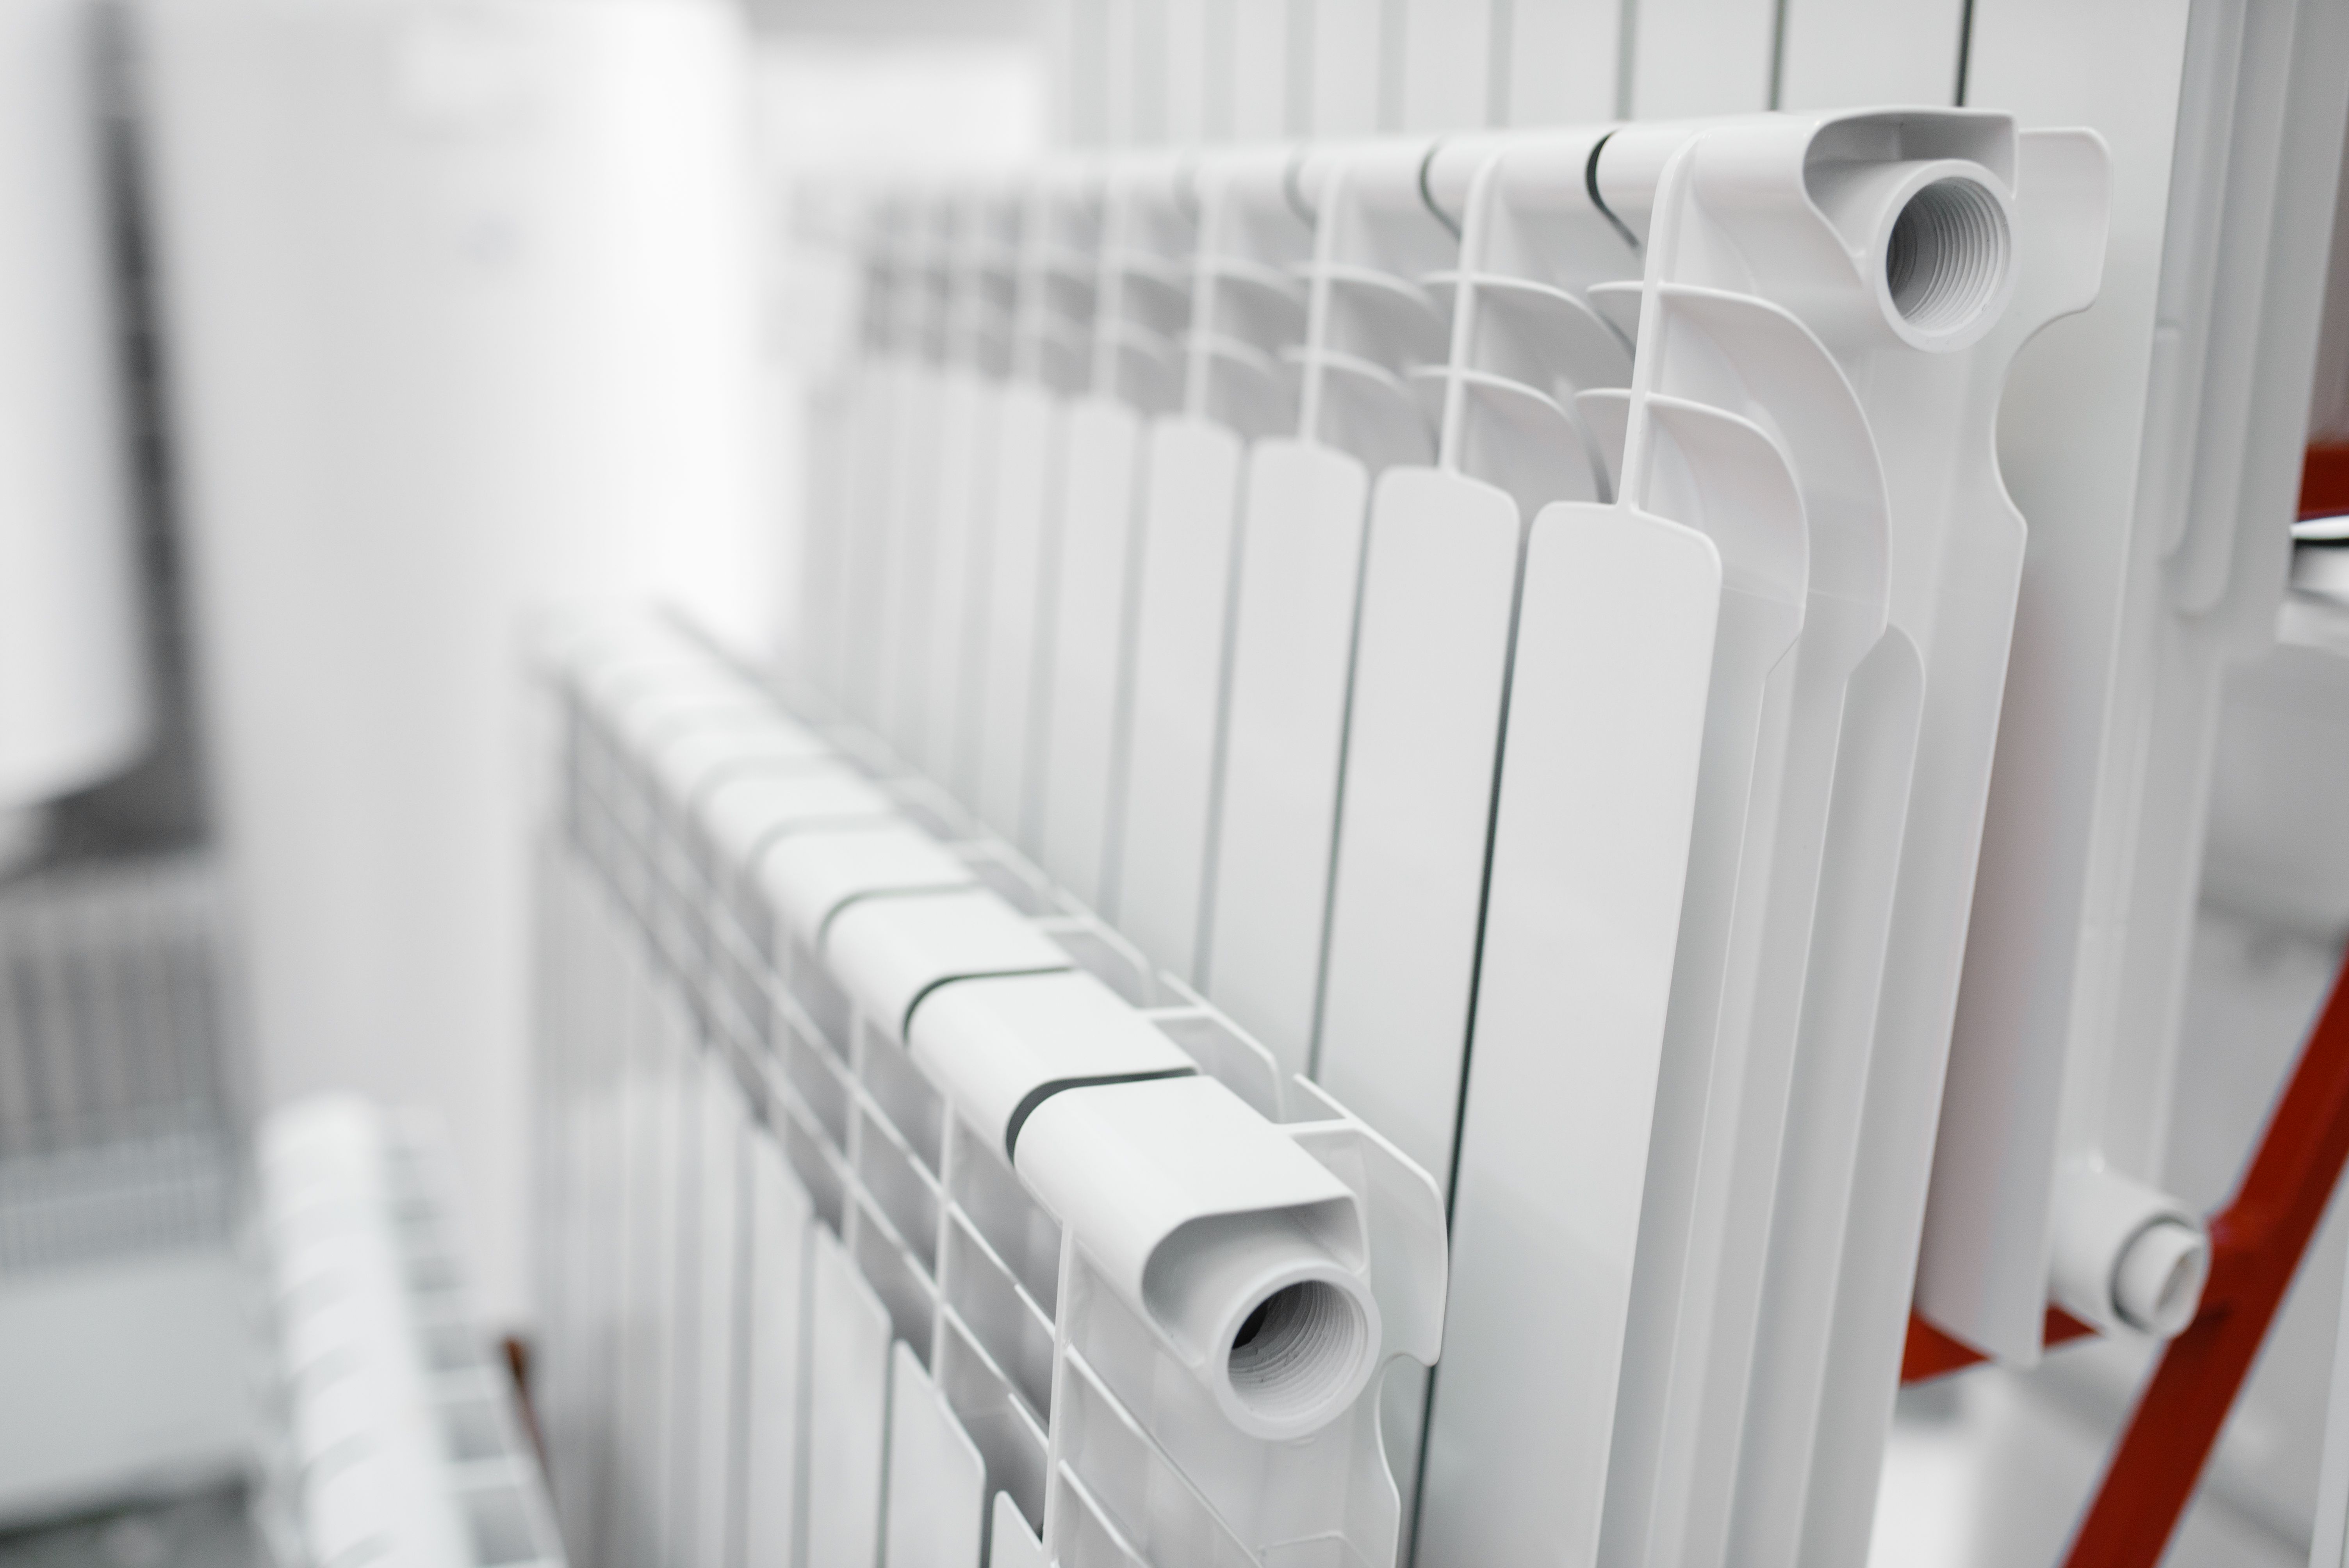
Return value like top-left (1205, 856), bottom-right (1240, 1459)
top-left (142, 0), bottom-right (773, 1323)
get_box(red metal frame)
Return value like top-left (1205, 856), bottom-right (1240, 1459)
top-left (2304, 440), bottom-right (2349, 519)
top-left (1897, 444), bottom-right (2349, 1564)
top-left (1900, 886), bottom-right (2349, 1566)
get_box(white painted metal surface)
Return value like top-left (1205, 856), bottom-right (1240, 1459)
top-left (488, 0), bottom-right (2332, 1545)
top-left (1112, 149), bottom-right (1311, 979)
top-left (1928, 0), bottom-right (2349, 1376)
top-left (534, 615), bottom-right (1445, 1568)
top-left (726, 93), bottom-right (2127, 1565)
top-left (257, 1098), bottom-right (565, 1568)
top-left (1201, 142), bottom-right (1457, 1076)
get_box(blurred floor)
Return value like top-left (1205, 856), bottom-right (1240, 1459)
top-left (1869, 1371), bottom-right (2305, 1568)
top-left (0, 1489), bottom-right (254, 1568)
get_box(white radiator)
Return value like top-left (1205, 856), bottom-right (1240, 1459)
top-left (0, 857), bottom-right (249, 1525)
top-left (752, 110), bottom-right (2107, 1568)
top-left (256, 1096), bottom-right (566, 1568)
top-left (522, 93), bottom-right (2161, 1567)
top-left (1027, 0), bottom-right (2349, 1422)
top-left (533, 615), bottom-right (1442, 1567)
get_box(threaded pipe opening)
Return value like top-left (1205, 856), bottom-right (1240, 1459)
top-left (1884, 177), bottom-right (2009, 338)
top-left (1224, 1279), bottom-right (1367, 1426)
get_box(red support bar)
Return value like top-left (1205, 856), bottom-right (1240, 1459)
top-left (1900, 1307), bottom-right (2092, 1383)
top-left (2304, 440), bottom-right (2349, 519)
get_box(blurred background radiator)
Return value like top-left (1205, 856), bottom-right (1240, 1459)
top-left (0, 859), bottom-right (247, 1527)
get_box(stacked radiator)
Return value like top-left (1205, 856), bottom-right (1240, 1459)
top-left (0, 858), bottom-right (237, 1273)
top-left (536, 110), bottom-right (2119, 1568)
top-left (534, 617), bottom-right (1441, 1567)
top-left (255, 1097), bottom-right (565, 1568)
top-left (0, 857), bottom-right (251, 1522)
